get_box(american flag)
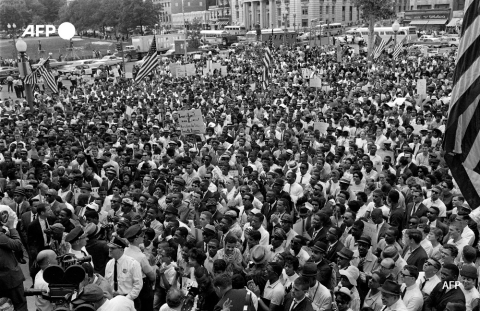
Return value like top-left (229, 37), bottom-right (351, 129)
top-left (443, 0), bottom-right (480, 208)
top-left (134, 36), bottom-right (158, 83)
top-left (392, 36), bottom-right (407, 60)
top-left (262, 47), bottom-right (273, 90)
top-left (370, 34), bottom-right (383, 58)
top-left (25, 58), bottom-right (58, 93)
top-left (373, 36), bottom-right (393, 59)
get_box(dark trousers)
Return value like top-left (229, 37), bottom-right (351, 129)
top-left (138, 277), bottom-right (154, 311)
top-left (0, 284), bottom-right (28, 311)
top-left (7, 82), bottom-right (13, 92)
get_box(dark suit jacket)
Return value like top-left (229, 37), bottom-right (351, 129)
top-left (405, 202), bottom-right (428, 225)
top-left (389, 207), bottom-right (405, 233)
top-left (325, 240), bottom-right (344, 263)
top-left (307, 226), bottom-right (329, 247)
top-left (101, 178), bottom-right (122, 195)
top-left (424, 282), bottom-right (466, 311)
top-left (26, 217), bottom-right (54, 259)
top-left (8, 200), bottom-right (30, 216)
top-left (262, 201), bottom-right (278, 233)
top-left (86, 238), bottom-right (110, 276)
top-left (402, 245), bottom-right (428, 271)
top-left (407, 162), bottom-right (418, 177)
top-left (283, 296), bottom-right (315, 311)
top-left (396, 167), bottom-right (413, 179)
top-left (0, 228), bottom-right (25, 291)
top-left (315, 258), bottom-right (333, 289)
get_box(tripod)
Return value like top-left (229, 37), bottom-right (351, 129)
top-left (65, 48), bottom-right (80, 60)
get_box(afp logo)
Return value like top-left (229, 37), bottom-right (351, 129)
top-left (441, 281), bottom-right (461, 290)
top-left (22, 22), bottom-right (76, 40)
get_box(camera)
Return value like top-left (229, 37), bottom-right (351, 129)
top-left (24, 254), bottom-right (92, 310)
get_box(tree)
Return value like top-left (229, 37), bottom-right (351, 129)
top-left (352, 0), bottom-right (395, 59)
top-left (120, 0), bottom-right (157, 36)
top-left (185, 17), bottom-right (202, 49)
top-left (96, 0), bottom-right (123, 36)
top-left (58, 0), bottom-right (101, 33)
top-left (38, 0), bottom-right (65, 23)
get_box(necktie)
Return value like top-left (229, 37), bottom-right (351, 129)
top-left (16, 204), bottom-right (20, 216)
top-left (411, 203), bottom-right (417, 216)
top-left (300, 175), bottom-right (304, 184)
top-left (401, 287), bottom-right (407, 299)
top-left (289, 300), bottom-right (298, 311)
top-left (45, 220), bottom-right (51, 243)
top-left (421, 277), bottom-right (428, 290)
top-left (358, 257), bottom-right (366, 272)
top-left (289, 184), bottom-right (292, 194)
top-left (33, 213), bottom-right (36, 220)
top-left (114, 260), bottom-right (118, 291)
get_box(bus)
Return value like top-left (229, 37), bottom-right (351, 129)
top-left (245, 28), bottom-right (298, 46)
top-left (314, 23), bottom-right (343, 36)
top-left (347, 26), bottom-right (418, 42)
top-left (199, 30), bottom-right (238, 46)
top-left (224, 25), bottom-right (247, 36)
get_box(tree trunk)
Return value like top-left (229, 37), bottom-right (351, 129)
top-left (367, 14), bottom-right (375, 60)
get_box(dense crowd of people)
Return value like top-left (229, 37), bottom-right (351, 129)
top-left (0, 38), bottom-right (475, 311)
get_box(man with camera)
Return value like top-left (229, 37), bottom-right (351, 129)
top-left (34, 249), bottom-right (58, 311)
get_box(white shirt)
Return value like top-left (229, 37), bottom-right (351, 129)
top-left (460, 283), bottom-right (480, 311)
top-left (307, 281), bottom-right (332, 311)
top-left (416, 271), bottom-right (441, 295)
top-left (400, 283), bottom-right (424, 311)
top-left (97, 296), bottom-right (136, 311)
top-left (462, 226), bottom-right (475, 246)
top-left (263, 279), bottom-right (285, 306)
top-left (34, 270), bottom-right (55, 311)
top-left (420, 238), bottom-right (433, 258)
top-left (422, 198), bottom-right (447, 218)
top-left (290, 248), bottom-right (310, 267)
top-left (447, 237), bottom-right (469, 264)
top-left (258, 225), bottom-right (270, 246)
top-left (105, 254), bottom-right (143, 300)
top-left (124, 245), bottom-right (154, 278)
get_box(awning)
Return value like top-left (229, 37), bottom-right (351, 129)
top-left (218, 21), bottom-right (229, 26)
top-left (409, 20), bottom-right (429, 25)
top-left (427, 19), bottom-right (448, 25)
top-left (447, 17), bottom-right (462, 27)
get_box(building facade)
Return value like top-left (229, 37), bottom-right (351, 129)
top-left (236, 0), bottom-right (370, 31)
top-left (154, 0), bottom-right (173, 29)
top-left (208, 0), bottom-right (232, 29)
top-left (405, 0), bottom-right (464, 32)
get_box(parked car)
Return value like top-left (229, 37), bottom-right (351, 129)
top-left (100, 55), bottom-right (123, 66)
top-left (440, 36), bottom-right (460, 47)
top-left (0, 67), bottom-right (19, 84)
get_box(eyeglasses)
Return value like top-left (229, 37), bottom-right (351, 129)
top-left (409, 221), bottom-right (418, 225)
top-left (400, 272), bottom-right (412, 278)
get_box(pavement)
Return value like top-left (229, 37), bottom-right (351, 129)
top-left (21, 261), bottom-right (36, 310)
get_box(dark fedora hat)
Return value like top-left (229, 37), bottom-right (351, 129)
top-left (379, 280), bottom-right (402, 296)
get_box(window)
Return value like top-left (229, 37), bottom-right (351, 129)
top-left (176, 2), bottom-right (178, 6)
top-left (434, 3), bottom-right (449, 8)
top-left (319, 6), bottom-right (323, 15)
top-left (342, 6), bottom-right (345, 21)
top-left (199, 1), bottom-right (202, 5)
top-left (326, 5), bottom-right (329, 16)
top-left (349, 6), bottom-right (352, 20)
top-left (331, 6), bottom-right (334, 14)
top-left (302, 19), bottom-right (308, 27)
top-left (417, 5), bottom-right (431, 9)
top-left (302, 7), bottom-right (308, 15)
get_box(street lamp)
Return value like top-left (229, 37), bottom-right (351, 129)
top-left (7, 23), bottom-right (17, 59)
top-left (293, 14), bottom-right (296, 33)
top-left (310, 18), bottom-right (318, 46)
top-left (392, 20), bottom-right (400, 69)
top-left (15, 38), bottom-right (34, 111)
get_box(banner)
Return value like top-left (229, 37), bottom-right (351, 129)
top-left (313, 122), bottom-right (328, 133)
top-left (416, 79), bottom-right (427, 97)
top-left (177, 109), bottom-right (206, 135)
top-left (310, 76), bottom-right (322, 88)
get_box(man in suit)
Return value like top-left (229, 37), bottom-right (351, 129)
top-left (405, 188), bottom-right (428, 225)
top-left (307, 212), bottom-right (330, 247)
top-left (0, 207), bottom-right (28, 311)
top-left (387, 190), bottom-right (405, 233)
top-left (45, 189), bottom-right (65, 215)
top-left (27, 203), bottom-right (54, 279)
top-left (424, 264), bottom-right (465, 311)
top-left (405, 152), bottom-right (419, 177)
top-left (402, 229), bottom-right (429, 271)
top-left (10, 187), bottom-right (30, 217)
top-left (325, 226), bottom-right (344, 263)
top-left (213, 273), bottom-right (252, 311)
top-left (372, 208), bottom-right (390, 243)
top-left (283, 277), bottom-right (315, 311)
top-left (426, 206), bottom-right (448, 237)
top-left (310, 241), bottom-right (333, 290)
top-left (101, 167), bottom-right (122, 195)
top-left (262, 190), bottom-right (278, 232)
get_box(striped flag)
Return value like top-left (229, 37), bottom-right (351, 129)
top-left (135, 36), bottom-right (158, 83)
top-left (25, 58), bottom-right (58, 93)
top-left (370, 34), bottom-right (383, 58)
top-left (373, 36), bottom-right (393, 59)
top-left (392, 36), bottom-right (407, 60)
top-left (443, 0), bottom-right (480, 208)
top-left (38, 59), bottom-right (58, 93)
top-left (262, 47), bottom-right (273, 89)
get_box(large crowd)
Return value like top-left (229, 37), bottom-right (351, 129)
top-left (0, 38), bottom-right (475, 311)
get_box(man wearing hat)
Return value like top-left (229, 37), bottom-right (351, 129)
top-left (101, 167), bottom-right (122, 195)
top-left (124, 224), bottom-right (155, 311)
top-left (84, 222), bottom-right (110, 276)
top-left (310, 241), bottom-right (334, 289)
top-left (47, 223), bottom-right (70, 257)
top-left (422, 186), bottom-right (447, 220)
top-left (300, 262), bottom-right (332, 311)
top-left (268, 228), bottom-right (286, 261)
top-left (11, 187), bottom-right (30, 217)
top-left (351, 235), bottom-right (378, 302)
top-left (105, 236), bottom-right (143, 303)
top-left (72, 284), bottom-right (135, 310)
top-left (380, 280), bottom-right (408, 311)
top-left (65, 226), bottom-right (92, 263)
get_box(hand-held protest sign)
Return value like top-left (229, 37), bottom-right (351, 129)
top-left (178, 109), bottom-right (206, 135)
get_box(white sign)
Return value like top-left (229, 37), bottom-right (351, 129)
top-left (177, 109), bottom-right (206, 134)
